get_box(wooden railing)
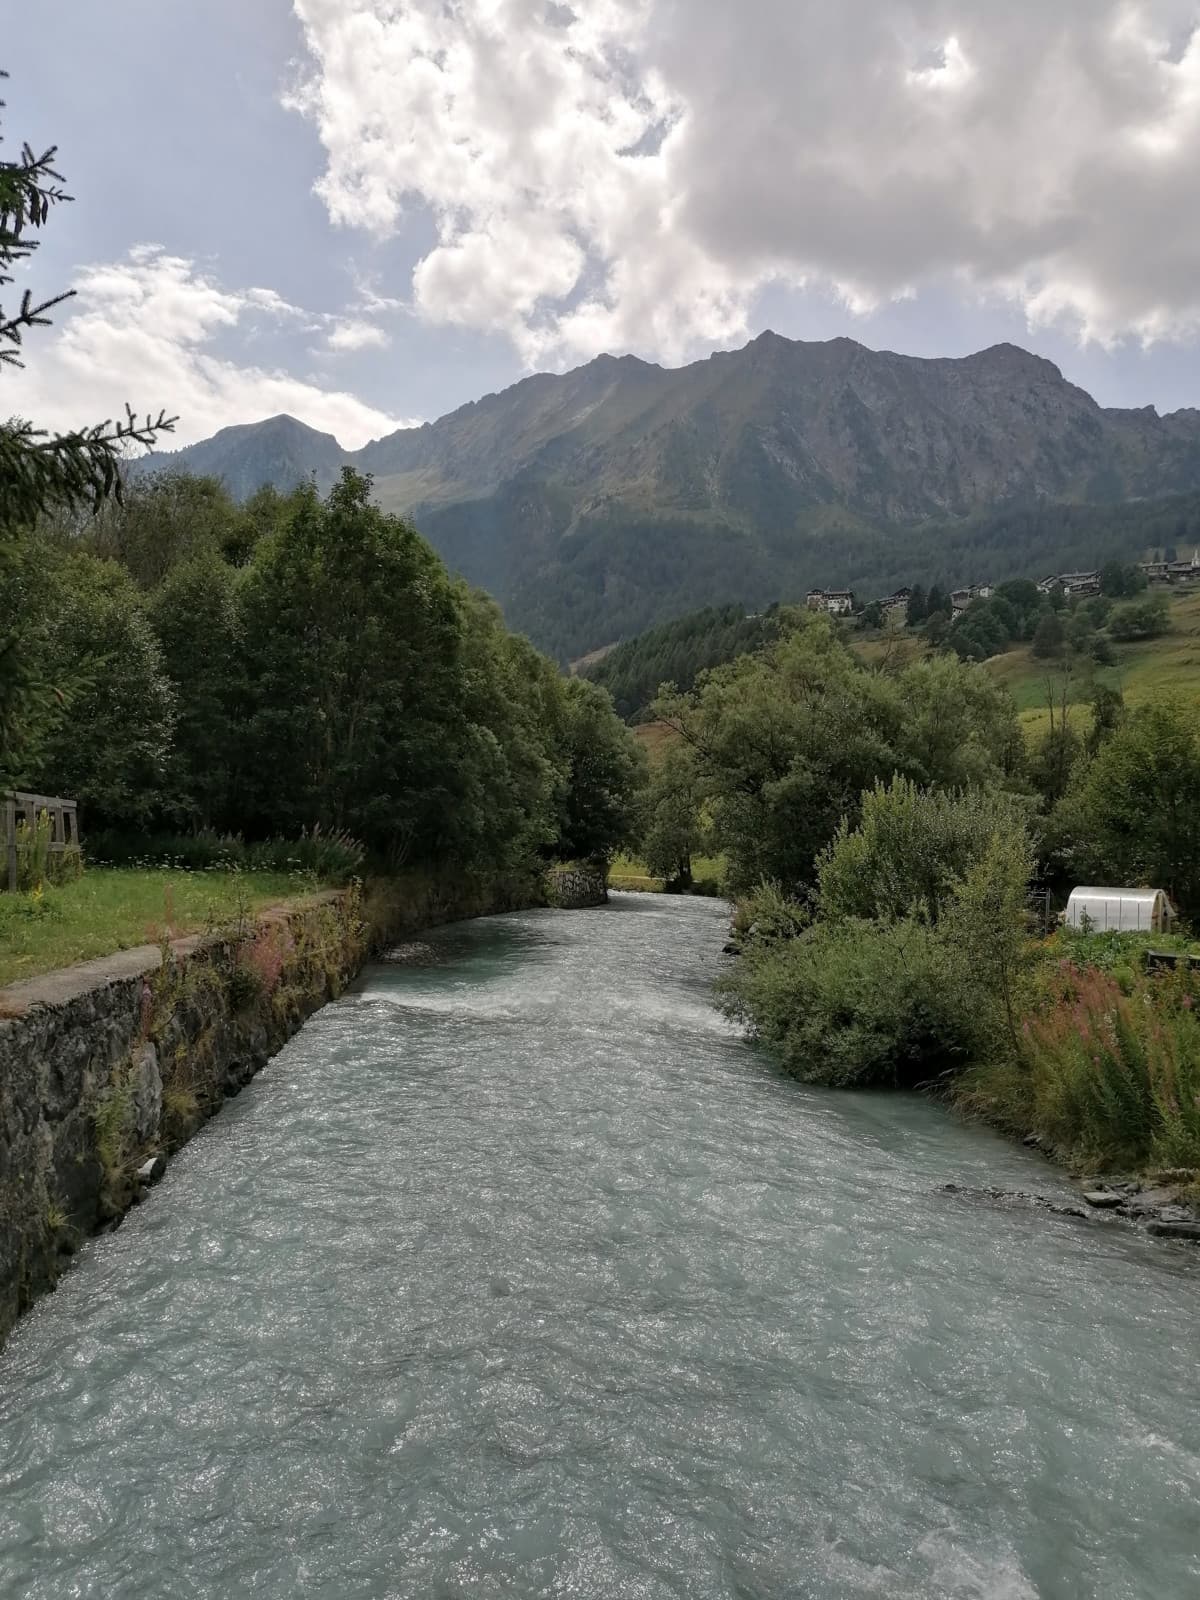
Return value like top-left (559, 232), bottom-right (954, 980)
top-left (4, 792), bottom-right (80, 892)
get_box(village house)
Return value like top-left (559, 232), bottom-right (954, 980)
top-left (877, 586), bottom-right (911, 621)
top-left (806, 588), bottom-right (856, 617)
top-left (1038, 570), bottom-right (1100, 598)
top-left (1058, 570), bottom-right (1101, 598)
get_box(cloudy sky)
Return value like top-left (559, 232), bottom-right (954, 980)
top-left (7, 0), bottom-right (1200, 447)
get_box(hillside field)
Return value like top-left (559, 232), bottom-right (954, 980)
top-left (630, 593), bottom-right (1200, 759)
top-left (985, 590), bottom-right (1200, 738)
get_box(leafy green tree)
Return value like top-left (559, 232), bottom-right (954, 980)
top-left (658, 613), bottom-right (1022, 896)
top-left (939, 824), bottom-right (1037, 1055)
top-left (1100, 561), bottom-right (1146, 599)
top-left (88, 473), bottom-right (241, 589)
top-left (924, 609), bottom-right (950, 646)
top-left (641, 747), bottom-right (705, 888)
top-left (926, 584), bottom-right (947, 620)
top-left (29, 554), bottom-right (175, 825)
top-left (1086, 683), bottom-right (1125, 758)
top-left (897, 653), bottom-right (1023, 791)
top-left (1031, 610), bottom-right (1065, 658)
top-left (906, 584), bottom-right (928, 626)
top-left (239, 469), bottom-right (468, 854)
top-left (0, 532), bottom-right (59, 788)
top-left (555, 678), bottom-right (646, 863)
top-left (443, 586), bottom-right (569, 869)
top-left (147, 554), bottom-right (245, 828)
top-left (1058, 702), bottom-right (1200, 915)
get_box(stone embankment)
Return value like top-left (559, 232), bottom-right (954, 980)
top-left (0, 891), bottom-right (365, 1344)
top-left (0, 866), bottom-right (572, 1345)
top-left (545, 862), bottom-right (608, 909)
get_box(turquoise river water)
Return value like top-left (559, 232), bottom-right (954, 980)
top-left (1, 894), bottom-right (1198, 1598)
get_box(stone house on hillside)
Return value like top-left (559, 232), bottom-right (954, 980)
top-left (806, 588), bottom-right (856, 617)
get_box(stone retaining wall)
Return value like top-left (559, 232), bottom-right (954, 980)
top-left (545, 863), bottom-right (608, 909)
top-left (0, 868), bottom-right (552, 1347)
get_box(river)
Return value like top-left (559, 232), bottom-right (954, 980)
top-left (1, 894), bottom-right (1198, 1598)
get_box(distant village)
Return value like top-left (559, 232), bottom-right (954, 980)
top-left (805, 548), bottom-right (1200, 621)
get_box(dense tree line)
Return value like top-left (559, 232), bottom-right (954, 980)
top-left (3, 472), bottom-right (645, 870)
top-left (0, 83), bottom-right (643, 874)
top-left (582, 604), bottom-right (781, 719)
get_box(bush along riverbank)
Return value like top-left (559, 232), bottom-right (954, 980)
top-left (719, 817), bottom-right (1200, 1241)
top-left (646, 610), bottom-right (1200, 1240)
top-left (0, 864), bottom-right (572, 1347)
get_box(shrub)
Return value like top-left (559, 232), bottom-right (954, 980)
top-left (1108, 593), bottom-right (1170, 641)
top-left (817, 778), bottom-right (1030, 925)
top-left (999, 962), bottom-right (1200, 1169)
top-left (733, 879), bottom-right (811, 944)
top-left (719, 917), bottom-right (981, 1086)
top-left (12, 809), bottom-right (83, 891)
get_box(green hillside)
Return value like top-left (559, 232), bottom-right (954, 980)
top-left (987, 590), bottom-right (1200, 738)
top-left (581, 603), bottom-right (782, 719)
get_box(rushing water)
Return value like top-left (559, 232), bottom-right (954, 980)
top-left (2, 895), bottom-right (1199, 1599)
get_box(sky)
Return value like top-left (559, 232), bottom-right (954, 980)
top-left (6, 0), bottom-right (1200, 449)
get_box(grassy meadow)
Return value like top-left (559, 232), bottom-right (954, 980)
top-left (609, 854), bottom-right (727, 894)
top-left (985, 590), bottom-right (1200, 738)
top-left (0, 870), bottom-right (302, 991)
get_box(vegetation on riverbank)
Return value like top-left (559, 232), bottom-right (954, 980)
top-left (649, 607), bottom-right (1200, 1176)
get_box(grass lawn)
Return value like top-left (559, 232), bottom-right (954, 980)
top-left (609, 854), bottom-right (727, 894)
top-left (986, 590), bottom-right (1200, 739)
top-left (0, 869), bottom-right (303, 990)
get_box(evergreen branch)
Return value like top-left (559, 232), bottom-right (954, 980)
top-left (1, 407), bottom-right (178, 529)
top-left (0, 286), bottom-right (76, 362)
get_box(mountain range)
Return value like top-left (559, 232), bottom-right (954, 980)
top-left (140, 333), bottom-right (1200, 658)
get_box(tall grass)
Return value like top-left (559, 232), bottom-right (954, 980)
top-left (84, 826), bottom-right (365, 883)
top-left (960, 960), bottom-right (1200, 1169)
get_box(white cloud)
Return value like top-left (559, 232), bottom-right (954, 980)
top-left (287, 0), bottom-right (1200, 362)
top-left (9, 245), bottom-right (406, 448)
top-left (325, 316), bottom-right (391, 352)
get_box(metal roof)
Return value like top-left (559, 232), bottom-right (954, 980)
top-left (1068, 887), bottom-right (1165, 907)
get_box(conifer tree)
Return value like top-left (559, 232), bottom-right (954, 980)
top-left (0, 72), bottom-right (175, 783)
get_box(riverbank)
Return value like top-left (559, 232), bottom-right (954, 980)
top-left (5, 891), bottom-right (1198, 1598)
top-left (0, 866), bottom-right (560, 1346)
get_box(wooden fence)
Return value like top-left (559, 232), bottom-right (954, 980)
top-left (4, 792), bottom-right (80, 892)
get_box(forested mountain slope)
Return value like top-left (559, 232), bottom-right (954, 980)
top-left (141, 334), bottom-right (1200, 658)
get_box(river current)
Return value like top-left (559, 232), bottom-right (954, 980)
top-left (1, 894), bottom-right (1198, 1598)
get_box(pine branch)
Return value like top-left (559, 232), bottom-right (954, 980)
top-left (1, 407), bottom-right (178, 528)
top-left (0, 286), bottom-right (76, 363)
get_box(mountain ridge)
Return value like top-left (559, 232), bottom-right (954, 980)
top-left (136, 332), bottom-right (1200, 655)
